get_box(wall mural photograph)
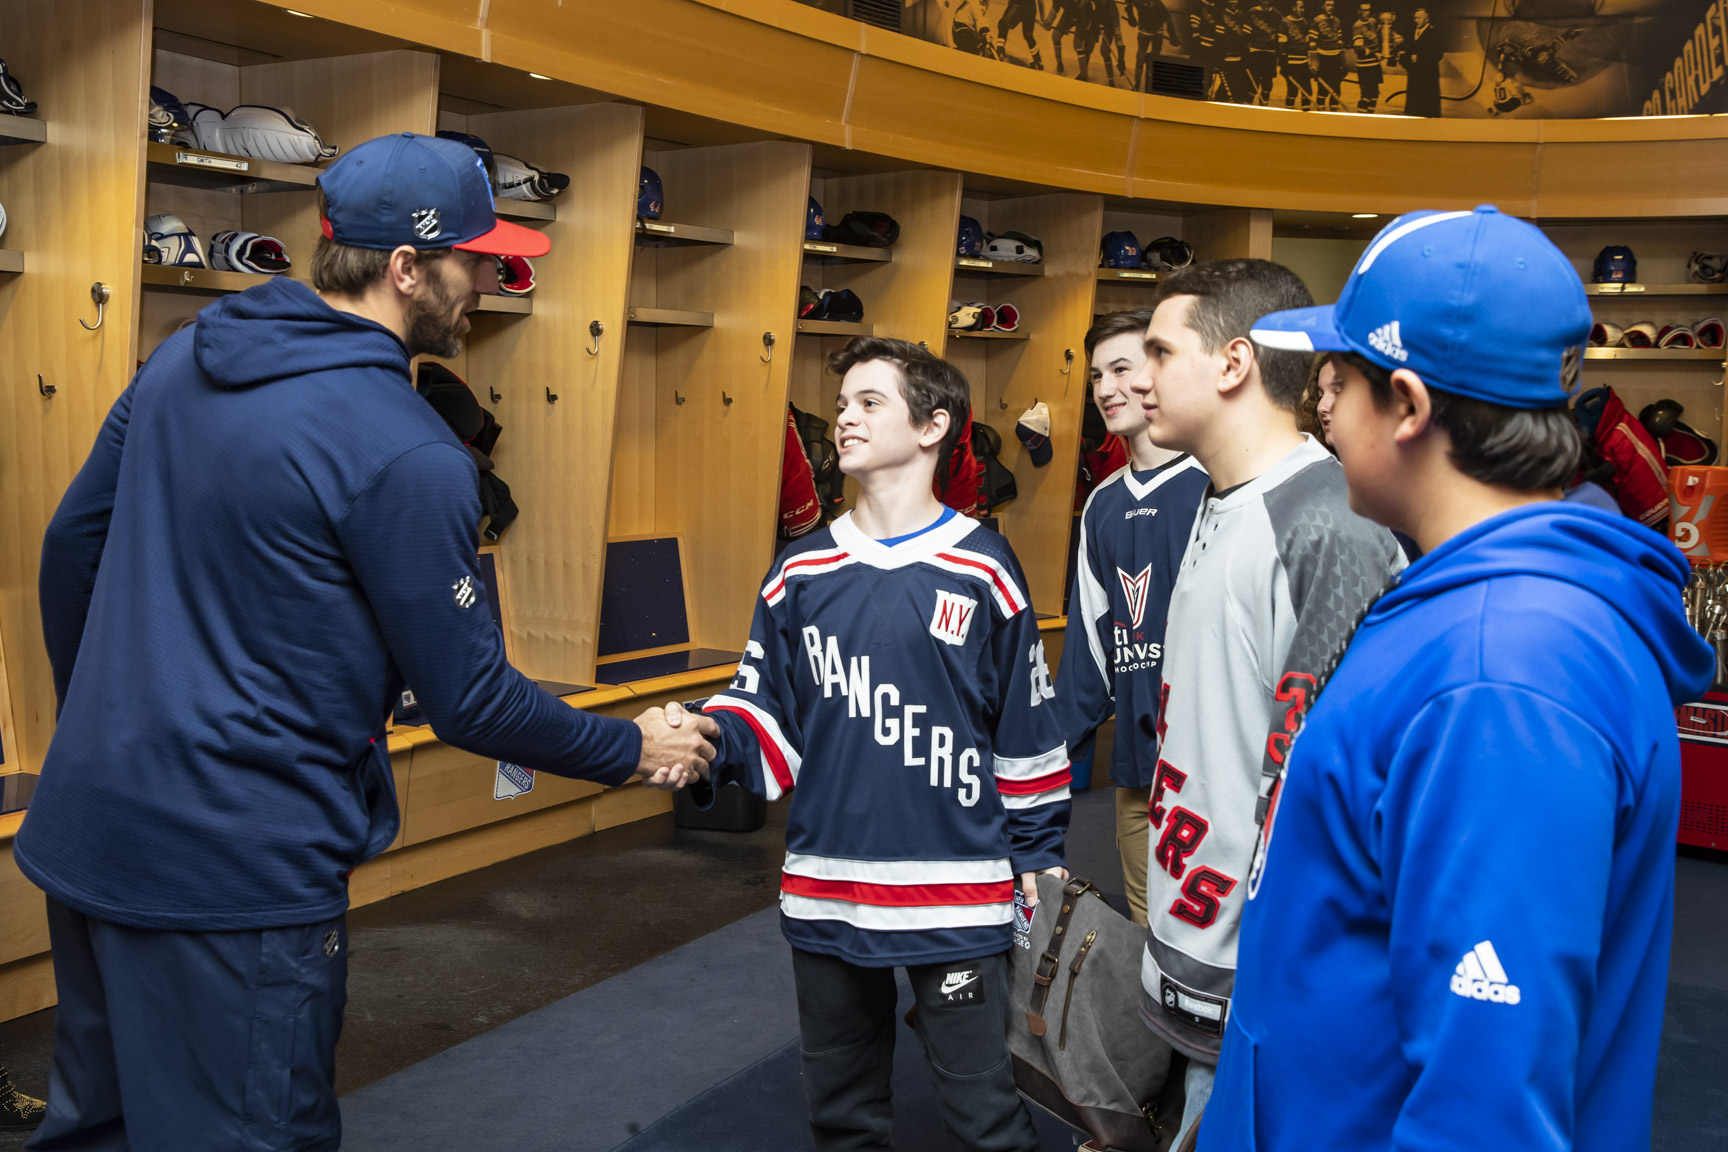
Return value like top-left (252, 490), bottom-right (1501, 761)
top-left (902, 0), bottom-right (1728, 118)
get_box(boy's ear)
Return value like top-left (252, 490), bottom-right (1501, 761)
top-left (1389, 368), bottom-right (1435, 444)
top-left (918, 407), bottom-right (953, 450)
top-left (1216, 335), bottom-right (1257, 396)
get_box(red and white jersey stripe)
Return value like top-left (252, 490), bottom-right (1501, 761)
top-left (763, 547), bottom-right (855, 607)
top-left (702, 693), bottom-right (801, 800)
top-left (993, 746), bottom-right (1072, 802)
top-left (779, 853), bottom-right (1016, 932)
top-left (928, 549), bottom-right (1027, 617)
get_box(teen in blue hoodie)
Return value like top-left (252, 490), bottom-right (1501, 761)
top-left (1218, 207), bottom-right (1715, 1152)
top-left (16, 135), bottom-right (715, 1150)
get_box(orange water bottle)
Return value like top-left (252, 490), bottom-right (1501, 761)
top-left (1670, 466), bottom-right (1728, 565)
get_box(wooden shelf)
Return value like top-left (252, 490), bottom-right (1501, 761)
top-left (635, 219), bottom-right (733, 246)
top-left (949, 328), bottom-right (1028, 340)
top-left (475, 294), bottom-right (532, 314)
top-left (954, 257), bottom-right (1044, 278)
top-left (796, 318), bottom-right (872, 336)
top-left (0, 114), bottom-right (44, 146)
top-left (1585, 283), bottom-right (1728, 297)
top-left (1584, 347), bottom-right (1725, 360)
top-left (140, 264), bottom-right (284, 294)
top-left (495, 199), bottom-right (555, 222)
top-left (802, 240), bottom-right (891, 264)
top-left (145, 142), bottom-right (323, 193)
top-left (1097, 267), bottom-right (1160, 283)
top-left (0, 250), bottom-right (22, 274)
top-left (628, 306), bottom-right (714, 327)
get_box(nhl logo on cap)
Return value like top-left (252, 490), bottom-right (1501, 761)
top-left (411, 207), bottom-right (442, 241)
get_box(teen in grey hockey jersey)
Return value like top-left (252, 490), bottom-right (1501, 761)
top-left (1127, 260), bottom-right (1404, 1143)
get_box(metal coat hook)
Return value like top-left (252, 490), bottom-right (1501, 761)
top-left (722, 391), bottom-right (734, 406)
top-left (78, 282), bottom-right (110, 331)
top-left (489, 386), bottom-right (502, 403)
top-left (586, 320), bottom-right (604, 356)
top-left (674, 390), bottom-right (686, 405)
top-left (1060, 348), bottom-right (1075, 375)
top-left (37, 375), bottom-right (55, 398)
top-left (545, 386), bottom-right (559, 404)
top-left (760, 332), bottom-right (776, 364)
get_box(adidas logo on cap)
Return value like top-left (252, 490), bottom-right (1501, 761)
top-left (1367, 320), bottom-right (1409, 362)
top-left (1449, 940), bottom-right (1521, 1005)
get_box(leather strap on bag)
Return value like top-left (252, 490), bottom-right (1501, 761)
top-left (1025, 878), bottom-right (1097, 1036)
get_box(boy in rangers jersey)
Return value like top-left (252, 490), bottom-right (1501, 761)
top-left (694, 337), bottom-right (1070, 1152)
top-left (1127, 261), bottom-right (1404, 1146)
top-left (1057, 311), bottom-right (1207, 927)
top-left (1207, 208), bottom-right (1714, 1152)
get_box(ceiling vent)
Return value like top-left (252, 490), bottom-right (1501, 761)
top-left (1147, 58), bottom-right (1207, 101)
top-left (846, 0), bottom-right (902, 33)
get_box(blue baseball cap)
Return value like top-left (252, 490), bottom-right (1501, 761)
top-left (317, 133), bottom-right (549, 258)
top-left (1250, 205), bottom-right (1590, 409)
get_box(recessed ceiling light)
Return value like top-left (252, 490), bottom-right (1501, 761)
top-left (528, 72), bottom-right (552, 80)
top-left (283, 9), bottom-right (314, 16)
top-left (1352, 213), bottom-right (1379, 219)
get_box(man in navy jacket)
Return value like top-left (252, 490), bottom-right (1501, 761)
top-left (16, 133), bottom-right (715, 1150)
top-left (1214, 206), bottom-right (1715, 1151)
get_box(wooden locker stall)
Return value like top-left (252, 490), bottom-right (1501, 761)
top-left (1540, 219), bottom-right (1728, 448)
top-left (138, 49), bottom-right (441, 357)
top-left (947, 192), bottom-right (1105, 613)
top-left (454, 102), bottom-right (645, 686)
top-left (787, 168), bottom-right (965, 513)
top-left (607, 140), bottom-right (813, 659)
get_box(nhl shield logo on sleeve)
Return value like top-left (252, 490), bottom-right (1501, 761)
top-left (929, 590), bottom-right (979, 646)
top-left (453, 575), bottom-right (477, 609)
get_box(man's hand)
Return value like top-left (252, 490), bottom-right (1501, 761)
top-left (1019, 866), bottom-right (1070, 907)
top-left (633, 703), bottom-right (718, 791)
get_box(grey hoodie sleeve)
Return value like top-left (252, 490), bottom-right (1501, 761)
top-left (335, 442), bottom-right (642, 784)
top-left (1258, 461), bottom-right (1405, 822)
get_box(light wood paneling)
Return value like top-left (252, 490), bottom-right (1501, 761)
top-left (0, 954), bottom-right (56, 1022)
top-left (594, 782), bottom-right (673, 831)
top-left (238, 50), bottom-right (441, 278)
top-left (0, 843), bottom-right (49, 966)
top-left (462, 103), bottom-right (644, 683)
top-left (1184, 208), bottom-right (1274, 263)
top-left (952, 194), bottom-right (1104, 613)
top-left (618, 140), bottom-right (814, 651)
top-left (0, 0), bottom-right (151, 773)
top-left (400, 741), bottom-right (606, 846)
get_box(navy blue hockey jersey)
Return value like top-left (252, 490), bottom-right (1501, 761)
top-left (704, 511), bottom-right (1071, 967)
top-left (1056, 457), bottom-right (1208, 789)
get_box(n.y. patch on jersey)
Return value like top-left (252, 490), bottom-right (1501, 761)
top-left (929, 589), bottom-right (979, 646)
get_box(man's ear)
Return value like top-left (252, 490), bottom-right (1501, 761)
top-left (1388, 368), bottom-right (1435, 444)
top-left (918, 408), bottom-right (953, 450)
top-left (385, 246), bottom-right (422, 296)
top-left (1217, 336), bottom-right (1257, 397)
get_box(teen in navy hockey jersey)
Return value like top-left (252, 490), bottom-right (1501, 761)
top-left (1222, 207), bottom-right (1715, 1152)
top-left (1057, 311), bottom-right (1207, 926)
top-left (698, 337), bottom-right (1069, 1151)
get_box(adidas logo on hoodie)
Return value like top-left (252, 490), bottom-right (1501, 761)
top-left (1367, 321), bottom-right (1409, 362)
top-left (1449, 940), bottom-right (1521, 1005)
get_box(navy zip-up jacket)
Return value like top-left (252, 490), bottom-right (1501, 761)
top-left (16, 278), bottom-right (641, 931)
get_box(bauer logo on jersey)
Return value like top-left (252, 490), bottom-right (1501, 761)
top-left (929, 590), bottom-right (979, 646)
top-left (1118, 564), bottom-right (1153, 629)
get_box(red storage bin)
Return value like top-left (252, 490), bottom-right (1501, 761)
top-left (1676, 692), bottom-right (1728, 851)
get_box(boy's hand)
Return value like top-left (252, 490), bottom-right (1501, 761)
top-left (633, 704), bottom-right (717, 790)
top-left (1019, 866), bottom-right (1070, 907)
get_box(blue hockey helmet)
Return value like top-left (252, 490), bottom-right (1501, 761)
top-left (1592, 244), bottom-right (1636, 284)
top-left (1100, 230), bottom-right (1142, 268)
top-left (806, 196), bottom-right (826, 241)
top-left (957, 215), bottom-right (985, 257)
top-left (638, 166), bottom-right (664, 220)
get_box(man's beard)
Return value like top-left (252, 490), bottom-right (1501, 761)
top-left (404, 275), bottom-right (469, 359)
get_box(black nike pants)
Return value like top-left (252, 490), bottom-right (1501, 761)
top-left (791, 947), bottom-right (1038, 1152)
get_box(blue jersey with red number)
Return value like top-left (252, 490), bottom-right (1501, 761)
top-left (703, 511), bottom-right (1071, 967)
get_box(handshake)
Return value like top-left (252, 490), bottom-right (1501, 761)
top-left (631, 700), bottom-right (719, 791)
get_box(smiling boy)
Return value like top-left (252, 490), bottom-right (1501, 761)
top-left (1057, 311), bottom-right (1207, 926)
top-left (694, 337), bottom-right (1070, 1151)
